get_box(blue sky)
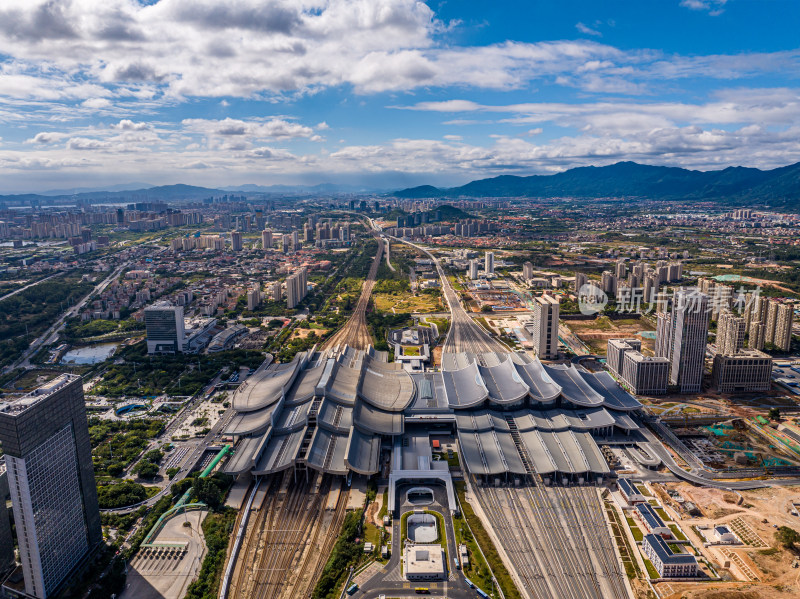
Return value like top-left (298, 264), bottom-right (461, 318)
top-left (1, 0), bottom-right (799, 192)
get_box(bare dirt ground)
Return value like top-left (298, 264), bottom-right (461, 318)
top-left (564, 315), bottom-right (656, 356)
top-left (289, 327), bottom-right (329, 340)
top-left (652, 483), bottom-right (800, 599)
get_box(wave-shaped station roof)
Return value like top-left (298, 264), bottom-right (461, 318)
top-left (220, 345), bottom-right (640, 479)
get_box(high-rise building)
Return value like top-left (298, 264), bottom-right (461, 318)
top-left (767, 301), bottom-right (794, 351)
top-left (574, 272), bottom-right (587, 292)
top-left (601, 271), bottom-right (617, 295)
top-left (0, 466), bottom-right (16, 577)
top-left (286, 268), bottom-right (308, 309)
top-left (484, 252), bottom-right (494, 275)
top-left (0, 375), bottom-right (101, 599)
top-left (615, 260), bottom-right (627, 280)
top-left (261, 229), bottom-right (273, 250)
top-left (749, 321), bottom-right (766, 350)
top-left (231, 230), bottom-right (243, 251)
top-left (247, 288), bottom-right (262, 311)
top-left (468, 260), bottom-right (479, 280)
top-left (303, 223), bottom-right (314, 243)
top-left (270, 281), bottom-right (282, 302)
top-left (717, 311), bottom-right (745, 355)
top-left (607, 339), bottom-right (669, 395)
top-left (529, 294), bottom-right (559, 359)
top-left (144, 302), bottom-right (185, 354)
top-left (656, 289), bottom-right (710, 393)
top-left (711, 284), bottom-right (733, 320)
top-left (291, 230), bottom-right (300, 251)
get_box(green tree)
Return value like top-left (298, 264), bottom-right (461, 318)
top-left (192, 476), bottom-right (230, 511)
top-left (136, 461), bottom-right (159, 479)
top-left (775, 526), bottom-right (800, 549)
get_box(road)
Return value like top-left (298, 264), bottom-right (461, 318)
top-left (355, 483), bottom-right (473, 599)
top-left (390, 236), bottom-right (505, 357)
top-left (2, 261), bottom-right (133, 375)
top-left (102, 376), bottom-right (238, 514)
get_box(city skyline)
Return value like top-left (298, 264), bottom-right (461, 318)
top-left (1, 1), bottom-right (800, 191)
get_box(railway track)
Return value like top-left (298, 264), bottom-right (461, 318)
top-left (293, 479), bottom-right (350, 597)
top-left (229, 473), bottom-right (351, 599)
top-left (389, 235), bottom-right (504, 357)
top-left (321, 236), bottom-right (384, 351)
top-left (471, 475), bottom-right (631, 599)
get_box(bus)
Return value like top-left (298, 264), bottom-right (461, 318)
top-left (476, 589), bottom-right (489, 599)
top-left (346, 584), bottom-right (359, 595)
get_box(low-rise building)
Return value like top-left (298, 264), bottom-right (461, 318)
top-left (634, 503), bottom-right (671, 538)
top-left (404, 545), bottom-right (446, 581)
top-left (617, 478), bottom-right (647, 505)
top-left (713, 525), bottom-right (739, 544)
top-left (642, 534), bottom-right (698, 578)
top-left (711, 349), bottom-right (772, 393)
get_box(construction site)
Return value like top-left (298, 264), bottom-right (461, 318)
top-left (671, 418), bottom-right (800, 470)
top-left (562, 316), bottom-right (657, 357)
top-left (647, 483), bottom-right (800, 599)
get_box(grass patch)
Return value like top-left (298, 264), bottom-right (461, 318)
top-left (455, 482), bottom-right (522, 599)
top-left (378, 490), bottom-right (388, 521)
top-left (635, 484), bottom-right (653, 497)
top-left (626, 517), bottom-right (644, 541)
top-left (401, 345), bottom-right (421, 356)
top-left (759, 547), bottom-right (779, 556)
top-left (669, 524), bottom-right (688, 541)
top-left (643, 558), bottom-right (660, 579)
top-left (605, 503), bottom-right (641, 580)
top-left (372, 291), bottom-right (442, 313)
top-left (453, 511), bottom-right (495, 596)
top-left (655, 507), bottom-right (670, 521)
top-left (426, 317), bottom-right (450, 339)
top-left (363, 521), bottom-right (382, 557)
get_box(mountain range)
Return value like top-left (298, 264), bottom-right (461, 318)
top-left (393, 161), bottom-right (800, 209)
top-left (0, 182), bottom-right (385, 205)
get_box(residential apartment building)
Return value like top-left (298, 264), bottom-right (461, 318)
top-left (529, 294), bottom-right (559, 359)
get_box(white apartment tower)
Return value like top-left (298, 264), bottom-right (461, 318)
top-left (656, 289), bottom-right (710, 393)
top-left (286, 268), bottom-right (308, 309)
top-left (717, 311), bottom-right (745, 355)
top-left (261, 229), bottom-right (273, 250)
top-left (468, 260), bottom-right (479, 280)
top-left (485, 252), bottom-right (494, 275)
top-left (530, 294), bottom-right (559, 359)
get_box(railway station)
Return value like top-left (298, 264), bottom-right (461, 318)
top-left (220, 340), bottom-right (646, 490)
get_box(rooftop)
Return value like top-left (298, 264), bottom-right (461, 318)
top-left (0, 374), bottom-right (80, 416)
top-left (644, 534), bottom-right (698, 565)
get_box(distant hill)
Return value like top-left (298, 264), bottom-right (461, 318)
top-left (392, 161), bottom-right (800, 209)
top-left (0, 181), bottom-right (391, 205)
